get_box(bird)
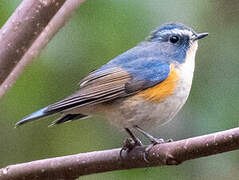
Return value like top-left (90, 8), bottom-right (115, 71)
top-left (16, 22), bottom-right (208, 147)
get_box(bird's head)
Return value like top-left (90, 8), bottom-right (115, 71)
top-left (146, 23), bottom-right (208, 63)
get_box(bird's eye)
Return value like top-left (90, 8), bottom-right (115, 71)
top-left (169, 35), bottom-right (179, 43)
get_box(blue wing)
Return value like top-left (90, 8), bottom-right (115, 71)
top-left (93, 42), bottom-right (171, 91)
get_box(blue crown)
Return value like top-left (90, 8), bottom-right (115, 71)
top-left (147, 22), bottom-right (196, 41)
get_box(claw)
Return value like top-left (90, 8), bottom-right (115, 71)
top-left (143, 138), bottom-right (173, 162)
top-left (151, 138), bottom-right (165, 145)
top-left (143, 143), bottom-right (160, 163)
top-left (120, 137), bottom-right (143, 158)
top-left (166, 138), bottom-right (173, 142)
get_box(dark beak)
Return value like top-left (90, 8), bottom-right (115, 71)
top-left (193, 32), bottom-right (208, 41)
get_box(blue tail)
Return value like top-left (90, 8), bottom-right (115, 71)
top-left (15, 107), bottom-right (51, 127)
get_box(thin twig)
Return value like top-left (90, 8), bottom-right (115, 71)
top-left (0, 0), bottom-right (85, 99)
top-left (0, 0), bottom-right (66, 87)
top-left (0, 127), bottom-right (239, 180)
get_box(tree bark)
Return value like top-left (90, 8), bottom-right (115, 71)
top-left (0, 0), bottom-right (66, 84)
top-left (0, 0), bottom-right (85, 99)
top-left (0, 127), bottom-right (239, 180)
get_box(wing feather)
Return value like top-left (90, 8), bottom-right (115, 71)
top-left (46, 68), bottom-right (131, 112)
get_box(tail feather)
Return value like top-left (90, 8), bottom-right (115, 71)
top-left (16, 107), bottom-right (88, 127)
top-left (15, 107), bottom-right (52, 127)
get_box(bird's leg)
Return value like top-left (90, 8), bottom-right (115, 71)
top-left (120, 128), bottom-right (143, 156)
top-left (125, 128), bottom-right (143, 146)
top-left (133, 125), bottom-right (170, 145)
top-left (133, 125), bottom-right (173, 163)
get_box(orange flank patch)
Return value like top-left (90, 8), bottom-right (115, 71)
top-left (136, 65), bottom-right (179, 102)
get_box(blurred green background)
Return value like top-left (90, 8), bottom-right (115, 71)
top-left (1, 0), bottom-right (239, 179)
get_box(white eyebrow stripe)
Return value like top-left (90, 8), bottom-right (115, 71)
top-left (161, 29), bottom-right (193, 36)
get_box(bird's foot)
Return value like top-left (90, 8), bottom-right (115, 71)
top-left (149, 137), bottom-right (173, 145)
top-left (166, 138), bottom-right (173, 142)
top-left (121, 137), bottom-right (142, 152)
top-left (132, 125), bottom-right (174, 162)
top-left (143, 138), bottom-right (173, 162)
top-left (133, 125), bottom-right (173, 144)
top-left (120, 128), bottom-right (143, 158)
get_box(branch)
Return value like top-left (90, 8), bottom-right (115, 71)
top-left (0, 0), bottom-right (85, 99)
top-left (1, 127), bottom-right (239, 180)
